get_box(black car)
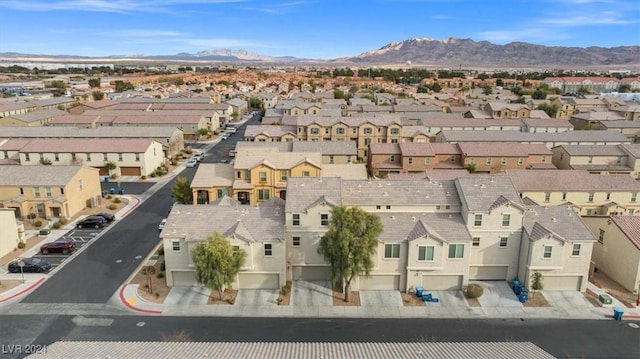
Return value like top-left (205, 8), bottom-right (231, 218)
top-left (76, 216), bottom-right (106, 229)
top-left (8, 257), bottom-right (52, 273)
top-left (95, 212), bottom-right (116, 223)
top-left (40, 239), bottom-right (75, 254)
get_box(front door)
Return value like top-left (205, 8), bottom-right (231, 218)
top-left (51, 207), bottom-right (61, 218)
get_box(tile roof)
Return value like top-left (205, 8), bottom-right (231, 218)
top-left (523, 205), bottom-right (596, 242)
top-left (82, 99), bottom-right (117, 109)
top-left (455, 176), bottom-right (523, 212)
top-left (162, 198), bottom-right (285, 242)
top-left (387, 169), bottom-right (470, 181)
top-left (504, 169), bottom-right (640, 192)
top-left (235, 141), bottom-right (293, 152)
top-left (0, 165), bottom-right (90, 186)
top-left (111, 114), bottom-right (204, 124)
top-left (19, 138), bottom-right (156, 153)
top-left (243, 125), bottom-right (297, 138)
top-left (611, 215), bottom-right (640, 250)
top-left (619, 144), bottom-right (640, 158)
top-left (553, 145), bottom-right (627, 156)
top-left (285, 177), bottom-right (343, 213)
top-left (321, 164), bottom-right (368, 179)
top-left (10, 108), bottom-right (67, 122)
top-left (457, 142), bottom-right (551, 157)
top-left (378, 212), bottom-right (471, 243)
top-left (32, 341), bottom-right (556, 359)
top-left (438, 130), bottom-right (630, 144)
top-left (234, 149), bottom-right (322, 170)
top-left (0, 126), bottom-right (179, 138)
top-left (341, 179), bottom-right (460, 207)
top-left (292, 141), bottom-right (357, 155)
top-left (191, 164), bottom-right (234, 188)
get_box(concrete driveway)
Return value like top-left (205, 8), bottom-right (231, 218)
top-left (473, 281), bottom-right (523, 308)
top-left (360, 291), bottom-right (403, 307)
top-left (164, 286), bottom-right (210, 305)
top-left (236, 289), bottom-right (279, 307)
top-left (292, 280), bottom-right (332, 307)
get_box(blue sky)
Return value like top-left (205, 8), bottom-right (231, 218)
top-left (0, 0), bottom-right (638, 59)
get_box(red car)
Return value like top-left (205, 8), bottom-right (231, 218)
top-left (40, 239), bottom-right (75, 255)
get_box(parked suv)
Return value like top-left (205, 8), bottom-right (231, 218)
top-left (40, 239), bottom-right (75, 254)
top-left (76, 216), bottom-right (106, 229)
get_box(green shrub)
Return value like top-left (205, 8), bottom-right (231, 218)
top-left (156, 272), bottom-right (165, 279)
top-left (280, 284), bottom-right (291, 296)
top-left (52, 222), bottom-right (61, 229)
top-left (171, 159), bottom-right (178, 166)
top-left (149, 172), bottom-right (157, 178)
top-left (58, 217), bottom-right (68, 225)
top-left (227, 295), bottom-right (235, 305)
top-left (113, 197), bottom-right (122, 204)
top-left (17, 241), bottom-right (26, 249)
top-left (34, 220), bottom-right (42, 228)
top-left (105, 194), bottom-right (113, 200)
top-left (465, 283), bottom-right (484, 298)
top-left (160, 260), bottom-right (166, 272)
top-left (141, 175), bottom-right (147, 180)
top-left (107, 204), bottom-right (117, 210)
top-left (158, 247), bottom-right (165, 256)
top-left (110, 173), bottom-right (118, 179)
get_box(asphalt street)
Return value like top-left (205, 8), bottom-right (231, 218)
top-left (0, 316), bottom-right (638, 359)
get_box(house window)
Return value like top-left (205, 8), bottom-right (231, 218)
top-left (33, 187), bottom-right (40, 197)
top-left (264, 243), bottom-right (273, 256)
top-left (292, 236), bottom-right (301, 247)
top-left (384, 243), bottom-right (400, 259)
top-left (39, 153), bottom-right (44, 161)
top-left (245, 170), bottom-right (251, 180)
top-left (386, 205), bottom-right (391, 210)
top-left (502, 214), bottom-right (511, 227)
top-left (543, 246), bottom-right (552, 259)
top-left (292, 214), bottom-right (300, 226)
top-left (25, 153), bottom-right (30, 161)
top-left (171, 240), bottom-right (180, 251)
top-left (54, 153), bottom-right (60, 161)
top-left (364, 128), bottom-right (373, 135)
top-left (71, 153), bottom-right (76, 161)
top-left (19, 187), bottom-right (24, 195)
top-left (418, 246), bottom-right (434, 261)
top-left (45, 187), bottom-right (52, 197)
top-left (588, 156), bottom-right (593, 164)
top-left (562, 192), bottom-right (567, 200)
top-left (118, 153), bottom-right (123, 162)
top-left (36, 204), bottom-right (44, 214)
top-left (2, 151), bottom-right (6, 158)
top-left (336, 128), bottom-right (345, 135)
top-left (329, 156), bottom-right (334, 164)
top-left (79, 179), bottom-right (83, 190)
top-left (544, 192), bottom-right (551, 202)
top-left (236, 171), bottom-right (242, 179)
top-left (436, 205), bottom-right (441, 210)
top-left (103, 153), bottom-right (108, 161)
top-left (448, 244), bottom-right (464, 259)
top-left (364, 139), bottom-right (371, 146)
top-left (425, 157), bottom-right (430, 165)
top-left (541, 155), bottom-right (547, 163)
top-left (320, 213), bottom-right (329, 226)
top-left (347, 156), bottom-right (352, 163)
top-left (60, 187), bottom-right (64, 195)
top-left (258, 189), bottom-right (270, 201)
top-left (450, 155), bottom-right (456, 163)
top-left (632, 193), bottom-right (637, 202)
top-left (216, 189), bottom-right (228, 199)
top-left (280, 170), bottom-right (287, 181)
top-left (572, 243), bottom-right (581, 256)
top-left (469, 157), bottom-right (475, 165)
top-left (390, 155), bottom-right (395, 162)
top-left (390, 128), bottom-right (399, 135)
top-left (518, 157), bottom-right (524, 165)
top-left (588, 193), bottom-right (594, 202)
top-left (310, 128), bottom-right (319, 135)
top-left (486, 157), bottom-right (492, 165)
top-left (472, 237), bottom-right (481, 247)
top-left (86, 153), bottom-right (91, 161)
top-left (501, 157), bottom-right (507, 165)
top-left (135, 153), bottom-right (140, 162)
top-left (325, 128), bottom-right (330, 134)
top-left (376, 205), bottom-right (381, 209)
top-left (499, 237), bottom-right (508, 247)
top-left (259, 171), bottom-right (267, 182)
top-left (408, 157), bottom-right (413, 164)
top-left (474, 214), bottom-right (482, 227)
top-left (598, 229), bottom-right (605, 243)
top-left (606, 192), bottom-right (611, 200)
top-left (303, 171), bottom-right (310, 177)
top-left (586, 209), bottom-right (593, 216)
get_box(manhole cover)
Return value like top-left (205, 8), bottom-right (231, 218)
top-left (115, 259), bottom-right (123, 264)
top-left (136, 322), bottom-right (145, 327)
top-left (629, 323), bottom-right (639, 329)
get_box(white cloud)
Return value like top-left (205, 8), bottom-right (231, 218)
top-left (477, 28), bottom-right (571, 44)
top-left (108, 30), bottom-right (185, 37)
top-left (540, 11), bottom-right (636, 26)
top-left (0, 0), bottom-right (246, 13)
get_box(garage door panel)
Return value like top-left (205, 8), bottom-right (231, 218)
top-left (238, 273), bottom-right (279, 289)
top-left (422, 275), bottom-right (462, 290)
top-left (469, 266), bottom-right (508, 280)
top-left (543, 276), bottom-right (582, 291)
top-left (120, 167), bottom-right (142, 176)
top-left (172, 270), bottom-right (197, 286)
top-left (359, 275), bottom-right (400, 290)
top-left (293, 266), bottom-right (330, 281)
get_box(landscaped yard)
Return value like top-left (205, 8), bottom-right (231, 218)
top-left (401, 291), bottom-right (426, 306)
top-left (130, 254), bottom-right (170, 304)
top-left (333, 290), bottom-right (360, 306)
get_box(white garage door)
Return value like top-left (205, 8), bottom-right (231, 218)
top-left (543, 276), bottom-right (582, 291)
top-left (293, 266), bottom-right (330, 281)
top-left (172, 270), bottom-right (197, 286)
top-left (359, 275), bottom-right (400, 290)
top-left (238, 273), bottom-right (279, 289)
top-left (469, 266), bottom-right (508, 280)
top-left (422, 275), bottom-right (462, 290)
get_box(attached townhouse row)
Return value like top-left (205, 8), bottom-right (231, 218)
top-left (551, 143), bottom-right (640, 179)
top-left (162, 175), bottom-right (596, 293)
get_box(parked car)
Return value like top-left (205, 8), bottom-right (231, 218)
top-left (40, 239), bottom-right (75, 255)
top-left (186, 158), bottom-right (198, 168)
top-left (8, 257), bottom-right (52, 273)
top-left (193, 152), bottom-right (205, 162)
top-left (76, 216), bottom-right (106, 229)
top-left (158, 218), bottom-right (167, 230)
top-left (227, 127), bottom-right (237, 133)
top-left (220, 133), bottom-right (230, 140)
top-left (95, 212), bottom-right (116, 223)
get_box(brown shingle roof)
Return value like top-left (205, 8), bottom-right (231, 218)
top-left (19, 138), bottom-right (156, 153)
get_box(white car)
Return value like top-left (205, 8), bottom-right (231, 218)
top-left (220, 133), bottom-right (230, 140)
top-left (186, 158), bottom-right (198, 167)
top-left (158, 218), bottom-right (167, 230)
top-left (192, 152), bottom-right (205, 162)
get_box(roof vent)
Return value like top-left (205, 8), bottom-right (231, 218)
top-left (552, 217), bottom-right (557, 222)
top-left (480, 184), bottom-right (486, 188)
top-left (391, 215), bottom-right (395, 219)
top-left (377, 182), bottom-right (382, 187)
top-left (448, 214), bottom-right (452, 219)
top-left (383, 192), bottom-right (388, 197)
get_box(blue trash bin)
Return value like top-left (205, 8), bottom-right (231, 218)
top-left (422, 293), bottom-right (432, 302)
top-left (613, 308), bottom-right (624, 321)
top-left (101, 191), bottom-right (106, 198)
top-left (103, 176), bottom-right (109, 183)
top-left (416, 286), bottom-right (424, 298)
top-left (519, 293), bottom-right (528, 303)
top-left (514, 285), bottom-right (523, 296)
top-left (512, 280), bottom-right (521, 291)
top-left (109, 187), bottom-right (115, 195)
top-left (119, 188), bottom-right (125, 195)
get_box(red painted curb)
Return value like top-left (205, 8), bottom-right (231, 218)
top-left (118, 285), bottom-right (162, 315)
top-left (0, 277), bottom-right (45, 303)
top-left (604, 314), bottom-right (640, 319)
top-left (120, 196), bottom-right (141, 218)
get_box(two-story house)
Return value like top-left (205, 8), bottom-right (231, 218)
top-left (161, 197), bottom-right (286, 288)
top-left (0, 207), bottom-right (25, 258)
top-left (551, 144), bottom-right (640, 178)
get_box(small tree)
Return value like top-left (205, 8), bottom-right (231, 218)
top-left (105, 160), bottom-right (117, 176)
top-left (92, 91), bottom-right (105, 101)
top-left (192, 232), bottom-right (246, 300)
top-left (88, 78), bottom-right (101, 88)
top-left (318, 206), bottom-right (383, 302)
top-left (464, 163), bottom-right (476, 173)
top-left (171, 176), bottom-right (193, 204)
top-left (531, 271), bottom-right (543, 297)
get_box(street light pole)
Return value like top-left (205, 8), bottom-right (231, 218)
top-left (17, 258), bottom-right (25, 284)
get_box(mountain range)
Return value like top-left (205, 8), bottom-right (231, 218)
top-left (1, 38), bottom-right (639, 67)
